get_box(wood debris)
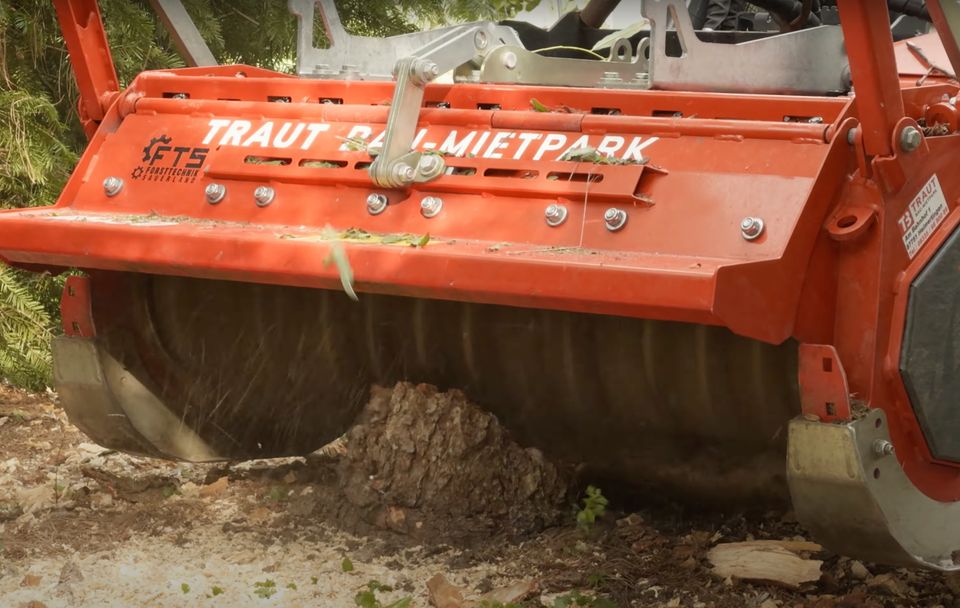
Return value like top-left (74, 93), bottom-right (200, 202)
top-left (707, 540), bottom-right (823, 589)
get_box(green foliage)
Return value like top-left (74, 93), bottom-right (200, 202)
top-left (341, 557), bottom-right (355, 572)
top-left (575, 486), bottom-right (608, 531)
top-left (253, 579), bottom-right (277, 599)
top-left (354, 580), bottom-right (411, 608)
top-left (211, 585), bottom-right (224, 596)
top-left (180, 582), bottom-right (190, 593)
top-left (0, 0), bottom-right (539, 389)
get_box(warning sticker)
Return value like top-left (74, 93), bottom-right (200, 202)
top-left (899, 174), bottom-right (950, 259)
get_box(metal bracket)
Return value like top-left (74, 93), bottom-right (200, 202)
top-left (789, 410), bottom-right (960, 570)
top-left (288, 0), bottom-right (520, 80)
top-left (477, 38), bottom-right (650, 89)
top-left (642, 0), bottom-right (849, 95)
top-left (369, 24), bottom-right (505, 188)
top-left (147, 0), bottom-right (217, 67)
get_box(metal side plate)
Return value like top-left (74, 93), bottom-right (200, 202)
top-left (54, 336), bottom-right (220, 462)
top-left (789, 410), bottom-right (960, 570)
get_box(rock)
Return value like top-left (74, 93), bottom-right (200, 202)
top-left (199, 476), bottom-right (229, 498)
top-left (19, 574), bottom-right (41, 587)
top-left (21, 602), bottom-right (47, 608)
top-left (707, 540), bottom-right (823, 589)
top-left (427, 574), bottom-right (464, 608)
top-left (849, 561), bottom-right (870, 581)
top-left (867, 572), bottom-right (912, 597)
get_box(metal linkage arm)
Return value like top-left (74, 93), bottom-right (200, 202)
top-left (147, 0), bottom-right (217, 67)
top-left (369, 24), bottom-right (505, 188)
top-left (52, 0), bottom-right (120, 137)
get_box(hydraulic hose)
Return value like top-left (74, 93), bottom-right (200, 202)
top-left (887, 0), bottom-right (931, 21)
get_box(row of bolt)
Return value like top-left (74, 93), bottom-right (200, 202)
top-left (104, 177), bottom-right (766, 240)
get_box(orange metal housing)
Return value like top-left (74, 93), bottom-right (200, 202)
top-left (5, 1), bottom-right (960, 509)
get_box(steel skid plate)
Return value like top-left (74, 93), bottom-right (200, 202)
top-left (789, 411), bottom-right (960, 570)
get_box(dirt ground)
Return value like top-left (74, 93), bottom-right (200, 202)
top-left (1, 382), bottom-right (959, 608)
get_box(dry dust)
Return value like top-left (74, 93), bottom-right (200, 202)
top-left (0, 382), bottom-right (959, 607)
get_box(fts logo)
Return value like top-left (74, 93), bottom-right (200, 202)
top-left (130, 135), bottom-right (208, 183)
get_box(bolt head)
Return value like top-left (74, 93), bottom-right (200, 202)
top-left (103, 176), bottom-right (124, 197)
top-left (253, 185), bottom-right (275, 207)
top-left (900, 126), bottom-right (922, 152)
top-left (204, 183), bottom-right (226, 204)
top-left (394, 163), bottom-right (416, 183)
top-left (420, 196), bottom-right (443, 218)
top-left (740, 216), bottom-right (764, 240)
top-left (419, 154), bottom-right (443, 176)
top-left (366, 193), bottom-right (388, 215)
top-left (474, 30), bottom-right (489, 50)
top-left (413, 60), bottom-right (440, 83)
top-left (544, 203), bottom-right (568, 227)
top-left (502, 51), bottom-right (518, 70)
top-left (872, 439), bottom-right (895, 457)
top-left (603, 208), bottom-right (627, 231)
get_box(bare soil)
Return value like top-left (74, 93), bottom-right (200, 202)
top-left (1, 382), bottom-right (958, 607)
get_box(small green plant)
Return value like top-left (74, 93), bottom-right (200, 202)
top-left (161, 485), bottom-right (178, 499)
top-left (253, 579), bottom-right (277, 599)
top-left (265, 486), bottom-right (289, 502)
top-left (180, 582), bottom-right (190, 593)
top-left (341, 557), bottom-right (355, 572)
top-left (286, 582), bottom-right (297, 590)
top-left (354, 580), bottom-right (411, 608)
top-left (311, 576), bottom-right (319, 584)
top-left (211, 585), bottom-right (224, 596)
top-left (576, 486), bottom-right (609, 531)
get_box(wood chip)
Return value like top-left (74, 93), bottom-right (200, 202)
top-left (199, 476), bottom-right (229, 498)
top-left (707, 540), bottom-right (823, 589)
top-left (427, 574), bottom-right (464, 608)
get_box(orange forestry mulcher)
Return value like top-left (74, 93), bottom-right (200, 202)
top-left (5, 0), bottom-right (960, 568)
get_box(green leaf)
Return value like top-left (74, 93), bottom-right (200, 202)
top-left (181, 583), bottom-right (190, 593)
top-left (530, 97), bottom-right (551, 112)
top-left (342, 557), bottom-right (355, 572)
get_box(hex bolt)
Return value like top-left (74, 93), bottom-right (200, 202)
top-left (873, 439), bottom-right (895, 458)
top-left (420, 196), bottom-right (443, 218)
top-left (846, 127), bottom-right (858, 145)
top-left (502, 51), bottom-right (518, 70)
top-left (204, 183), bottom-right (226, 205)
top-left (740, 216), bottom-right (765, 240)
top-left (412, 60), bottom-right (440, 84)
top-left (899, 125), bottom-right (923, 153)
top-left (253, 185), bottom-right (275, 207)
top-left (474, 30), bottom-right (489, 50)
top-left (604, 207), bottom-right (627, 232)
top-left (394, 163), bottom-right (416, 183)
top-left (544, 203), bottom-right (568, 227)
top-left (419, 154), bottom-right (442, 175)
top-left (103, 176), bottom-right (124, 197)
top-left (366, 193), bottom-right (388, 215)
